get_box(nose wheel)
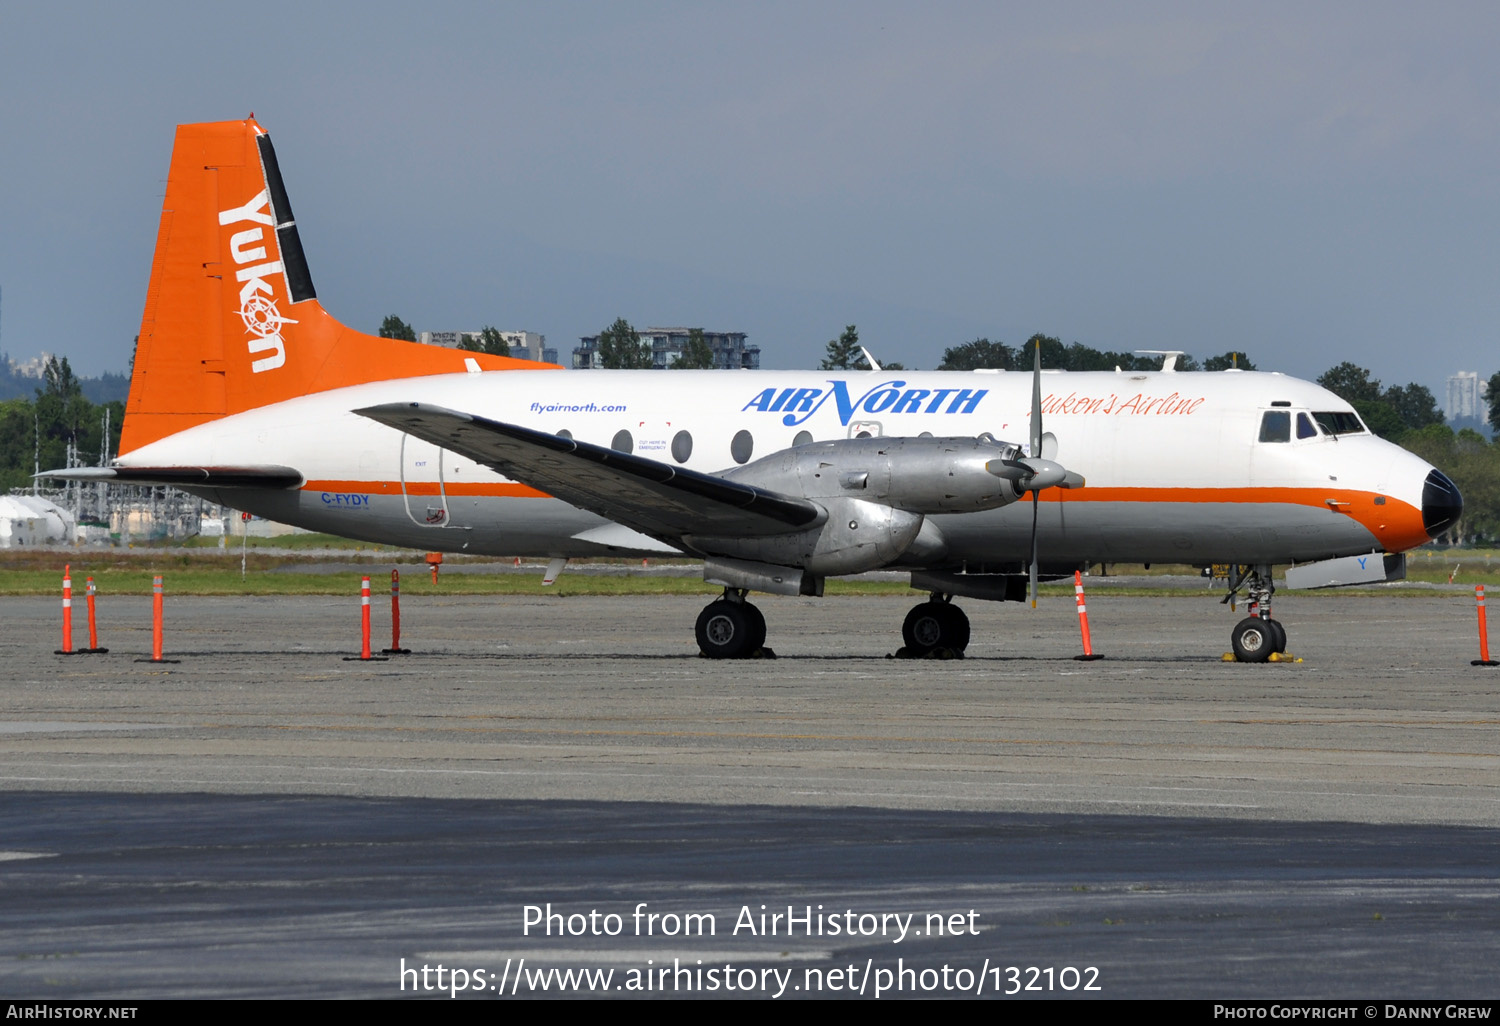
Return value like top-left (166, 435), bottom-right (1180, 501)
top-left (695, 591), bottom-right (768, 659)
top-left (1223, 564), bottom-right (1290, 662)
top-left (1231, 616), bottom-right (1286, 662)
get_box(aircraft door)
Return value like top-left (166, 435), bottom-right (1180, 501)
top-left (399, 433), bottom-right (460, 528)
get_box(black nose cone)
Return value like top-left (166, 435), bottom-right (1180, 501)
top-left (1422, 469), bottom-right (1463, 538)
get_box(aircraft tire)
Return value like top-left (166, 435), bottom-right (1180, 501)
top-left (902, 602), bottom-right (971, 656)
top-left (1231, 617), bottom-right (1275, 663)
top-left (1266, 618), bottom-right (1287, 654)
top-left (939, 603), bottom-right (971, 653)
top-left (744, 602), bottom-right (767, 654)
top-left (903, 604), bottom-right (945, 655)
top-left (696, 600), bottom-right (756, 659)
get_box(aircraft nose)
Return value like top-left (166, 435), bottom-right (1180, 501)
top-left (1422, 469), bottom-right (1463, 538)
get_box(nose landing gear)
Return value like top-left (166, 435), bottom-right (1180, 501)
top-left (1223, 564), bottom-right (1291, 663)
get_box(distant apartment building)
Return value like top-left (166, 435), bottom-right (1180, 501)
top-left (572, 328), bottom-right (760, 370)
top-left (418, 330), bottom-right (559, 364)
top-left (9, 352), bottom-right (53, 378)
top-left (1446, 371), bottom-right (1481, 422)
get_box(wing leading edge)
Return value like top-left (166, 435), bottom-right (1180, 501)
top-left (354, 402), bottom-right (825, 541)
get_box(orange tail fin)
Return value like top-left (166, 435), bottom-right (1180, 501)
top-left (122, 116), bottom-right (547, 454)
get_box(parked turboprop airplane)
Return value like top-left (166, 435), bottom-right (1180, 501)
top-left (51, 117), bottom-right (1463, 661)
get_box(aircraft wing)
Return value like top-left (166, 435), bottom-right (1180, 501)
top-left (40, 466), bottom-right (304, 488)
top-left (355, 402), bottom-right (824, 540)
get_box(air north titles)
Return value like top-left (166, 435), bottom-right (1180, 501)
top-left (741, 379), bottom-right (1205, 426)
top-left (742, 380), bottom-right (988, 427)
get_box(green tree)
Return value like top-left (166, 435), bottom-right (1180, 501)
top-left (459, 326), bottom-right (510, 356)
top-left (1383, 383), bottom-right (1442, 432)
top-left (0, 397), bottom-right (36, 491)
top-left (379, 315), bottom-right (416, 341)
top-left (1065, 345), bottom-right (1164, 371)
top-left (1351, 398), bottom-right (1406, 440)
top-left (821, 325), bottom-right (864, 370)
top-left (1400, 424), bottom-right (1500, 543)
top-left (670, 328), bottom-right (715, 369)
top-left (1487, 372), bottom-right (1500, 434)
top-left (1316, 363), bottom-right (1447, 441)
top-left (597, 318), bottom-right (651, 369)
top-left (937, 338), bottom-right (1015, 371)
top-left (1025, 334), bottom-right (1069, 369)
top-left (34, 356), bottom-right (90, 457)
top-left (1203, 351), bottom-right (1256, 371)
top-left (1317, 362), bottom-right (1382, 404)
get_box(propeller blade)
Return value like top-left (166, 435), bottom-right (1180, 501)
top-left (1030, 338), bottom-right (1043, 460)
top-left (1029, 490), bottom-right (1039, 607)
top-left (1029, 340), bottom-right (1043, 607)
top-left (985, 459), bottom-right (1029, 482)
top-left (1018, 457), bottom-right (1066, 491)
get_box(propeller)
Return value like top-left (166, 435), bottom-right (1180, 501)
top-left (984, 339), bottom-right (1084, 606)
top-left (1027, 339), bottom-right (1043, 606)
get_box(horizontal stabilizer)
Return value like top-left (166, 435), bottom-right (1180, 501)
top-left (354, 402), bottom-right (824, 541)
top-left (41, 466), bottom-right (304, 489)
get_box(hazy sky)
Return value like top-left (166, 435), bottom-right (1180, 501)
top-left (1, 2), bottom-right (1496, 399)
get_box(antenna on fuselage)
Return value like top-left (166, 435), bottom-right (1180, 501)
top-left (1135, 350), bottom-right (1186, 372)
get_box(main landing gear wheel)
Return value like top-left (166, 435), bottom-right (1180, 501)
top-left (1265, 618), bottom-right (1287, 654)
top-left (901, 600), bottom-right (971, 657)
top-left (695, 599), bottom-right (766, 659)
top-left (1231, 617), bottom-right (1278, 663)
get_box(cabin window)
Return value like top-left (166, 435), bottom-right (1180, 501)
top-left (671, 430), bottom-right (693, 463)
top-left (1296, 413), bottom-right (1318, 439)
top-left (611, 429), bottom-right (634, 453)
top-left (1258, 411), bottom-right (1290, 443)
top-left (731, 429), bottom-right (754, 464)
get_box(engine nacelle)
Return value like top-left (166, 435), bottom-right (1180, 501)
top-left (687, 495), bottom-right (925, 576)
top-left (723, 435), bottom-right (1025, 514)
top-left (683, 435), bottom-right (1030, 576)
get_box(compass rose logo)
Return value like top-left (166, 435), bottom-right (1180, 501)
top-left (239, 293), bottom-right (298, 338)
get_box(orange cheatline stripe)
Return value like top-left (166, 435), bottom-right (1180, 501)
top-left (1049, 485), bottom-right (1427, 551)
top-left (299, 480), bottom-right (1429, 550)
top-left (302, 480), bottom-right (551, 499)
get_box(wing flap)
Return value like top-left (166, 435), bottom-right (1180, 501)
top-left (355, 402), bottom-right (823, 539)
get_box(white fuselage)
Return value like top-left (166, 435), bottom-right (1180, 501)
top-left (123, 367), bottom-right (1438, 567)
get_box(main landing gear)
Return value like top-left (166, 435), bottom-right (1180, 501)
top-left (1223, 564), bottom-right (1289, 663)
top-left (899, 594), bottom-right (971, 658)
top-left (695, 589), bottom-right (770, 659)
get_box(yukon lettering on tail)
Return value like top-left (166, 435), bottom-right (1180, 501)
top-left (219, 189), bottom-right (294, 373)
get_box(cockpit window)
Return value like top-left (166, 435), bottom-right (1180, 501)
top-left (1258, 410), bottom-right (1290, 443)
top-left (1296, 412), bottom-right (1318, 439)
top-left (1313, 411), bottom-right (1365, 436)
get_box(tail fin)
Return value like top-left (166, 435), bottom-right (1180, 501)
top-left (121, 116), bottom-right (548, 454)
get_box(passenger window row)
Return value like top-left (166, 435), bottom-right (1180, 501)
top-left (558, 428), bottom-right (818, 464)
